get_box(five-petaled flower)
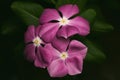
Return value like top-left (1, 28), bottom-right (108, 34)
top-left (40, 40), bottom-right (87, 77)
top-left (39, 4), bottom-right (90, 42)
top-left (24, 4), bottom-right (90, 78)
top-left (24, 25), bottom-right (47, 68)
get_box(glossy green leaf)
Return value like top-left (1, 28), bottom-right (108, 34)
top-left (92, 21), bottom-right (114, 32)
top-left (80, 9), bottom-right (96, 23)
top-left (11, 1), bottom-right (43, 26)
top-left (84, 39), bottom-right (106, 62)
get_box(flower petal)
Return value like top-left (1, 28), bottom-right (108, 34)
top-left (58, 4), bottom-right (79, 18)
top-left (52, 37), bottom-right (70, 52)
top-left (44, 44), bottom-right (60, 60)
top-left (24, 25), bottom-right (35, 43)
top-left (38, 45), bottom-right (53, 66)
top-left (69, 16), bottom-right (90, 36)
top-left (24, 44), bottom-right (35, 62)
top-left (47, 59), bottom-right (68, 77)
top-left (66, 56), bottom-right (83, 75)
top-left (35, 25), bottom-right (41, 36)
top-left (39, 9), bottom-right (60, 24)
top-left (68, 40), bottom-right (87, 59)
top-left (40, 23), bottom-right (59, 43)
top-left (35, 44), bottom-right (60, 68)
top-left (34, 47), bottom-right (47, 68)
top-left (57, 25), bottom-right (79, 38)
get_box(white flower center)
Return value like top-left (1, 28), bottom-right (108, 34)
top-left (60, 52), bottom-right (68, 60)
top-left (59, 17), bottom-right (69, 26)
top-left (33, 37), bottom-right (42, 47)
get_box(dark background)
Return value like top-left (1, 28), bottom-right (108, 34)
top-left (0, 0), bottom-right (120, 80)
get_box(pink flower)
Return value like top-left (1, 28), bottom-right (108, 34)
top-left (24, 25), bottom-right (47, 68)
top-left (40, 40), bottom-right (87, 77)
top-left (24, 4), bottom-right (89, 77)
top-left (39, 4), bottom-right (90, 42)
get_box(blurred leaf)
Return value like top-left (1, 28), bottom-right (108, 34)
top-left (86, 5), bottom-right (105, 21)
top-left (0, 19), bottom-right (19, 35)
top-left (1, 23), bottom-right (16, 35)
top-left (37, 0), bottom-right (54, 8)
top-left (83, 39), bottom-right (106, 62)
top-left (75, 0), bottom-right (88, 11)
top-left (44, 0), bottom-right (55, 4)
top-left (80, 8), bottom-right (113, 33)
top-left (56, 0), bottom-right (75, 8)
top-left (72, 35), bottom-right (106, 62)
top-left (51, 0), bottom-right (56, 4)
top-left (11, 1), bottom-right (43, 26)
top-left (92, 21), bottom-right (114, 32)
top-left (56, 0), bottom-right (88, 11)
top-left (80, 9), bottom-right (96, 23)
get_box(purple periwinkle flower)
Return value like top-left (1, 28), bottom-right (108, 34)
top-left (24, 25), bottom-right (48, 68)
top-left (24, 4), bottom-right (90, 78)
top-left (39, 4), bottom-right (90, 42)
top-left (40, 40), bottom-right (87, 77)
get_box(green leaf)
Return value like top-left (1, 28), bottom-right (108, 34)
top-left (1, 23), bottom-right (16, 35)
top-left (83, 39), bottom-right (106, 62)
top-left (51, 0), bottom-right (57, 4)
top-left (11, 1), bottom-right (43, 26)
top-left (56, 0), bottom-right (74, 8)
top-left (92, 21), bottom-right (114, 32)
top-left (72, 35), bottom-right (106, 62)
top-left (80, 9), bottom-right (96, 23)
top-left (75, 0), bottom-right (88, 11)
top-left (0, 19), bottom-right (19, 35)
top-left (56, 0), bottom-right (87, 10)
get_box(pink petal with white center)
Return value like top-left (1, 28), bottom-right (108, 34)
top-left (66, 56), bottom-right (83, 75)
top-left (40, 23), bottom-right (60, 43)
top-left (24, 44), bottom-right (35, 62)
top-left (39, 9), bottom-right (61, 24)
top-left (58, 4), bottom-right (79, 19)
top-left (47, 59), bottom-right (68, 77)
top-left (52, 37), bottom-right (70, 52)
top-left (69, 16), bottom-right (90, 36)
top-left (24, 25), bottom-right (35, 43)
top-left (57, 25), bottom-right (79, 39)
top-left (68, 40), bottom-right (87, 59)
